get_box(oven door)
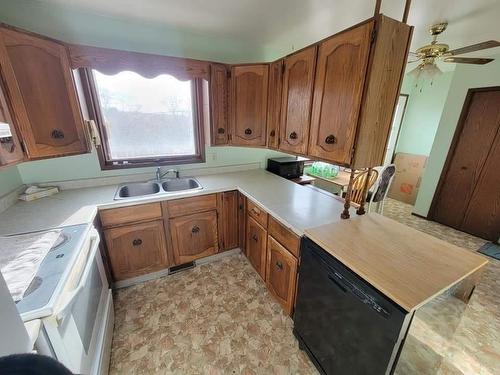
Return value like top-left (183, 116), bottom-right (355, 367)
top-left (41, 229), bottom-right (113, 375)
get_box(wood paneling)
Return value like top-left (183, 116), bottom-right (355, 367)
top-left (279, 46), bottom-right (317, 155)
top-left (266, 60), bottom-right (283, 149)
top-left (246, 216), bottom-right (267, 279)
top-left (352, 16), bottom-right (413, 168)
top-left (230, 64), bottom-right (268, 146)
top-left (247, 199), bottom-right (268, 228)
top-left (238, 192), bottom-right (247, 254)
top-left (218, 191), bottom-right (239, 251)
top-left (0, 79), bottom-right (23, 167)
top-left (100, 203), bottom-right (162, 228)
top-left (268, 217), bottom-right (300, 258)
top-left (266, 236), bottom-right (298, 315)
top-left (305, 214), bottom-right (488, 312)
top-left (166, 194), bottom-right (217, 217)
top-left (209, 63), bottom-right (230, 145)
top-left (0, 26), bottom-right (89, 159)
top-left (170, 210), bottom-right (219, 264)
top-left (431, 88), bottom-right (500, 240)
top-left (69, 44), bottom-right (210, 80)
top-left (104, 220), bottom-right (169, 281)
top-left (308, 22), bottom-right (373, 164)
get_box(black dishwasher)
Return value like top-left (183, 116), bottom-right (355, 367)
top-left (293, 238), bottom-right (411, 375)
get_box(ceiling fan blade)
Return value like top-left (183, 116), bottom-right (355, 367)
top-left (407, 52), bottom-right (421, 64)
top-left (443, 57), bottom-right (494, 65)
top-left (446, 40), bottom-right (500, 56)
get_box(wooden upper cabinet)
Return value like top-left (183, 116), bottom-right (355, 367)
top-left (209, 63), bottom-right (230, 145)
top-left (266, 60), bottom-right (283, 149)
top-left (308, 22), bottom-right (373, 165)
top-left (0, 80), bottom-right (23, 167)
top-left (279, 46), bottom-right (317, 155)
top-left (230, 64), bottom-right (268, 146)
top-left (0, 26), bottom-right (89, 159)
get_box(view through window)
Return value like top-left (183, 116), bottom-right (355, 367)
top-left (92, 70), bottom-right (201, 164)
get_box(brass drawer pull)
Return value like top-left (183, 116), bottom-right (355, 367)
top-left (217, 127), bottom-right (225, 134)
top-left (325, 134), bottom-right (336, 144)
top-left (132, 238), bottom-right (142, 246)
top-left (244, 128), bottom-right (252, 135)
top-left (269, 130), bottom-right (276, 137)
top-left (252, 234), bottom-right (258, 242)
top-left (51, 129), bottom-right (65, 139)
top-left (289, 131), bottom-right (298, 140)
top-left (191, 225), bottom-right (200, 234)
top-left (276, 261), bottom-right (283, 270)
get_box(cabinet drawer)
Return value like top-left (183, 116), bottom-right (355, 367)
top-left (100, 202), bottom-right (162, 228)
top-left (170, 210), bottom-right (219, 264)
top-left (266, 236), bottom-right (298, 315)
top-left (268, 217), bottom-right (300, 258)
top-left (246, 216), bottom-right (267, 280)
top-left (104, 220), bottom-right (168, 281)
top-left (247, 199), bottom-right (268, 228)
top-left (166, 194), bottom-right (217, 217)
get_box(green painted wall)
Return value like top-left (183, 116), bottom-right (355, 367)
top-left (0, 167), bottom-right (22, 197)
top-left (396, 71), bottom-right (455, 156)
top-left (413, 55), bottom-right (500, 217)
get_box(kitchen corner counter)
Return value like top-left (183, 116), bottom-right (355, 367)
top-left (0, 169), bottom-right (351, 236)
top-left (305, 214), bottom-right (488, 312)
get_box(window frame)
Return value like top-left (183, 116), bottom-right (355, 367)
top-left (79, 68), bottom-right (205, 170)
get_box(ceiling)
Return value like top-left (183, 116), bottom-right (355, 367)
top-left (34, 0), bottom-right (500, 60)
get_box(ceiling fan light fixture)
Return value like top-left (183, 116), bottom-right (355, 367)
top-left (407, 60), bottom-right (442, 81)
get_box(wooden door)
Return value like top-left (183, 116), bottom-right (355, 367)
top-left (246, 215), bottom-right (267, 279)
top-left (0, 26), bottom-right (89, 159)
top-left (170, 210), bottom-right (219, 264)
top-left (104, 220), bottom-right (169, 281)
top-left (0, 80), bottom-right (23, 166)
top-left (266, 236), bottom-right (298, 315)
top-left (279, 46), bottom-right (317, 155)
top-left (267, 60), bottom-right (283, 149)
top-left (230, 64), bottom-right (268, 146)
top-left (308, 22), bottom-right (373, 165)
top-left (217, 191), bottom-right (239, 251)
top-left (431, 88), bottom-right (500, 240)
top-left (238, 192), bottom-right (247, 255)
top-left (209, 63), bottom-right (229, 145)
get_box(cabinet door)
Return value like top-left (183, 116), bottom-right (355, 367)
top-left (0, 27), bottom-right (89, 159)
top-left (267, 60), bottom-right (283, 149)
top-left (238, 192), bottom-right (247, 255)
top-left (230, 64), bottom-right (268, 146)
top-left (217, 191), bottom-right (239, 251)
top-left (309, 22), bottom-right (373, 165)
top-left (246, 215), bottom-right (267, 280)
top-left (266, 236), bottom-right (298, 315)
top-left (209, 63), bottom-right (229, 145)
top-left (0, 80), bottom-right (23, 166)
top-left (104, 220), bottom-right (169, 281)
top-left (170, 210), bottom-right (219, 264)
top-left (279, 46), bottom-right (317, 155)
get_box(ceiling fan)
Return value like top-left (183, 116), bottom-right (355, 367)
top-left (407, 22), bottom-right (500, 79)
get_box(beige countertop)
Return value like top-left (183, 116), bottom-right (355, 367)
top-left (0, 169), bottom-right (351, 236)
top-left (305, 214), bottom-right (488, 312)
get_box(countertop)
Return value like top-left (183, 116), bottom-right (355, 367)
top-left (0, 169), bottom-right (350, 236)
top-left (305, 214), bottom-right (488, 312)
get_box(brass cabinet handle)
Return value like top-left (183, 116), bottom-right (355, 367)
top-left (289, 131), bottom-right (298, 140)
top-left (325, 134), bottom-right (336, 144)
top-left (269, 130), bottom-right (276, 137)
top-left (276, 261), bottom-right (283, 270)
top-left (191, 225), bottom-right (200, 234)
top-left (51, 129), bottom-right (65, 139)
top-left (217, 127), bottom-right (225, 134)
top-left (132, 238), bottom-right (142, 246)
top-left (244, 128), bottom-right (252, 135)
top-left (252, 234), bottom-right (258, 242)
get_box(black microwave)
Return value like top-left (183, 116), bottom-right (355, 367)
top-left (267, 157), bottom-right (308, 179)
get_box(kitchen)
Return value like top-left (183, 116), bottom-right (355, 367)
top-left (0, 0), bottom-right (498, 374)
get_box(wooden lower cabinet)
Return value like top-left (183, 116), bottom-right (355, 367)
top-left (170, 210), bottom-right (219, 264)
top-left (246, 216), bottom-right (267, 279)
top-left (238, 192), bottom-right (247, 254)
top-left (104, 220), bottom-right (169, 281)
top-left (217, 191), bottom-right (239, 251)
top-left (266, 236), bottom-right (298, 315)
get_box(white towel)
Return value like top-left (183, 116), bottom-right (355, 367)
top-left (0, 230), bottom-right (62, 301)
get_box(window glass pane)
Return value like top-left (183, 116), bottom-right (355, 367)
top-left (93, 70), bottom-right (196, 160)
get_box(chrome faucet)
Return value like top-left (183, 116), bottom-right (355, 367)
top-left (156, 167), bottom-right (179, 180)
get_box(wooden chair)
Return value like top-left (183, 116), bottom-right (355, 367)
top-left (345, 169), bottom-right (379, 206)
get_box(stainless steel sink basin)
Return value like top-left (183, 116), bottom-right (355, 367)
top-left (114, 178), bottom-right (202, 200)
top-left (116, 182), bottom-right (161, 199)
top-left (162, 178), bottom-right (202, 192)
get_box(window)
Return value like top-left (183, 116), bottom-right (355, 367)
top-left (85, 69), bottom-right (204, 169)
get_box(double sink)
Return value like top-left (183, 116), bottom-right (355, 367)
top-left (114, 178), bottom-right (202, 200)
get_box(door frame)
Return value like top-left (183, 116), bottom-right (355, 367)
top-left (428, 86), bottom-right (500, 221)
top-left (385, 93), bottom-right (409, 165)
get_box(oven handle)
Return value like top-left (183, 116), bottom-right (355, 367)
top-left (54, 229), bottom-right (100, 322)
